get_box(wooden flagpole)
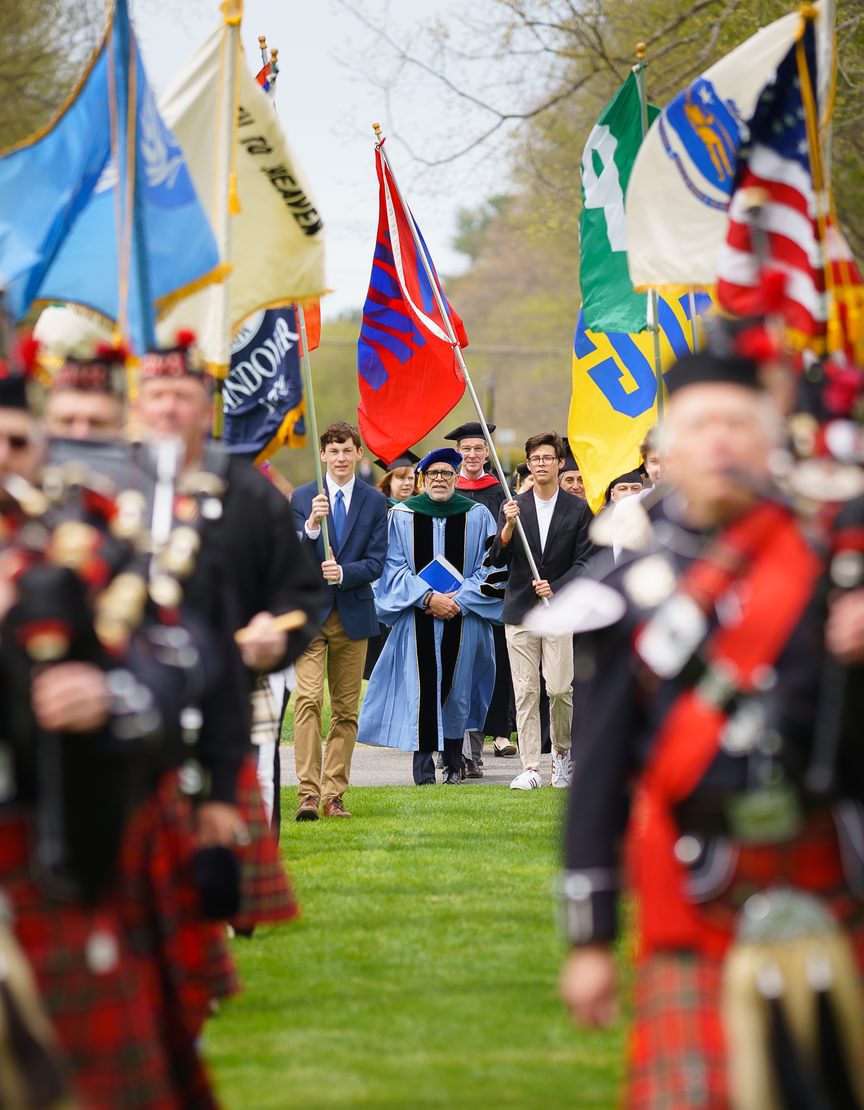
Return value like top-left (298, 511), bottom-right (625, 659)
top-left (372, 124), bottom-right (548, 602)
top-left (296, 301), bottom-right (331, 557)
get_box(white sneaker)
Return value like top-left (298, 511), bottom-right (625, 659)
top-left (510, 769), bottom-right (542, 791)
top-left (551, 751), bottom-right (572, 789)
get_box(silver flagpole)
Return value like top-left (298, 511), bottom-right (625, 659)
top-left (633, 44), bottom-right (665, 426)
top-left (687, 290), bottom-right (700, 351)
top-left (297, 301), bottom-right (331, 558)
top-left (372, 124), bottom-right (548, 602)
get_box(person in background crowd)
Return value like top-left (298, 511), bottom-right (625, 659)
top-left (604, 469), bottom-right (645, 505)
top-left (640, 425), bottom-right (663, 487)
top-left (376, 452), bottom-right (419, 505)
top-left (365, 452), bottom-right (420, 680)
top-left (491, 432), bottom-right (593, 791)
top-left (559, 457), bottom-right (586, 499)
top-left (357, 448), bottom-right (502, 784)
top-left (444, 420), bottom-right (506, 517)
top-left (444, 421), bottom-right (513, 771)
top-left (292, 421), bottom-right (388, 820)
top-left (514, 462), bottom-right (534, 493)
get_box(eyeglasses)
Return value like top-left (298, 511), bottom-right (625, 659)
top-left (425, 470), bottom-right (456, 481)
top-left (0, 433), bottom-right (30, 451)
top-left (528, 455), bottom-right (558, 465)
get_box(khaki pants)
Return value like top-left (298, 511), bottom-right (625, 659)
top-left (505, 625), bottom-right (573, 771)
top-left (293, 610), bottom-right (367, 802)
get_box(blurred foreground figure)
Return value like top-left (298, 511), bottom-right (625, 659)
top-left (559, 350), bottom-right (864, 1109)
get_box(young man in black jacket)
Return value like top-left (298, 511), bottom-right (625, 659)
top-left (490, 432), bottom-right (593, 791)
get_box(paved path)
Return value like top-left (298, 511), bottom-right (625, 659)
top-left (280, 743), bottom-right (556, 787)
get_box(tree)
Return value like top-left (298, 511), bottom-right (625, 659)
top-left (0, 0), bottom-right (105, 150)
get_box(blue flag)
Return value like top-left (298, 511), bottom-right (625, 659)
top-left (223, 307), bottom-right (306, 457)
top-left (0, 0), bottom-right (220, 354)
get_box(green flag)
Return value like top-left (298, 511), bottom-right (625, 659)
top-left (579, 73), bottom-right (659, 334)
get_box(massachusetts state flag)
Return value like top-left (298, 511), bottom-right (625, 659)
top-left (357, 146), bottom-right (467, 464)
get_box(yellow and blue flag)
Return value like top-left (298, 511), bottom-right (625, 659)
top-left (568, 292), bottom-right (712, 513)
top-left (0, 0), bottom-right (220, 354)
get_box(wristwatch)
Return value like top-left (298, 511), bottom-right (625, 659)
top-left (421, 590), bottom-right (433, 609)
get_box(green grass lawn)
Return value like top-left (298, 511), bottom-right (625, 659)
top-left (205, 785), bottom-right (625, 1108)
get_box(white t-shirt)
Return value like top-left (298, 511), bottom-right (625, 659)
top-left (533, 489), bottom-right (558, 553)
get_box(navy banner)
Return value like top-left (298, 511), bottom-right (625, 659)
top-left (224, 306), bottom-right (306, 456)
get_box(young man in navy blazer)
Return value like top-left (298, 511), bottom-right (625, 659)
top-left (291, 421), bottom-right (388, 820)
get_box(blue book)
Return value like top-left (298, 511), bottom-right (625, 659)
top-left (417, 554), bottom-right (464, 593)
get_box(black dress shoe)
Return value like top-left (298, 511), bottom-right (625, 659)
top-left (443, 770), bottom-right (461, 785)
top-left (464, 759), bottom-right (484, 779)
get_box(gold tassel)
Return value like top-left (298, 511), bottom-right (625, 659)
top-left (228, 171), bottom-right (241, 216)
top-left (827, 300), bottom-right (844, 356)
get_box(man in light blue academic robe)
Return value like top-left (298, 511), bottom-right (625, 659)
top-left (357, 447), bottom-right (504, 784)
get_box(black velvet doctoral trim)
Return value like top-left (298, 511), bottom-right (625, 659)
top-left (413, 514), bottom-right (439, 752)
top-left (440, 511), bottom-right (466, 706)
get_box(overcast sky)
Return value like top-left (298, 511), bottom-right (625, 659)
top-left (132, 0), bottom-right (513, 319)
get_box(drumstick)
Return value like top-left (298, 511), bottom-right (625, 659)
top-left (234, 609), bottom-right (308, 645)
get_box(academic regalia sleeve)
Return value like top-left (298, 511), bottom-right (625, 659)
top-left (374, 509), bottom-right (428, 626)
top-left (562, 613), bottom-right (640, 946)
top-left (454, 505), bottom-right (504, 623)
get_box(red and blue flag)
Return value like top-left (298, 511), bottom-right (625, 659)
top-left (256, 62), bottom-right (271, 92)
top-left (357, 146), bottom-right (467, 463)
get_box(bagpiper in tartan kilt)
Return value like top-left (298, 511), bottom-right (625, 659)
top-left (0, 810), bottom-right (215, 1110)
top-left (231, 754), bottom-right (299, 933)
top-left (628, 812), bottom-right (864, 1109)
top-left (116, 770), bottom-right (240, 1037)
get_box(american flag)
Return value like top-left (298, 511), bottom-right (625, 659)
top-left (716, 18), bottom-right (858, 353)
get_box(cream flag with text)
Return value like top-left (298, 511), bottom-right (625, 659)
top-left (158, 25), bottom-right (326, 369)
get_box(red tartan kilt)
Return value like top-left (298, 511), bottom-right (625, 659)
top-left (232, 754), bottom-right (299, 931)
top-left (0, 812), bottom-right (185, 1110)
top-left (628, 813), bottom-right (864, 1109)
top-left (117, 772), bottom-right (240, 1037)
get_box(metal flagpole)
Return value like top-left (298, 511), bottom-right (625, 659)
top-left (372, 124), bottom-right (548, 602)
top-left (297, 301), bottom-right (331, 557)
top-left (687, 290), bottom-right (700, 351)
top-left (633, 44), bottom-right (665, 426)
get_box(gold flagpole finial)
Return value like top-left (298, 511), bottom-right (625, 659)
top-left (220, 0), bottom-right (242, 27)
top-left (372, 122), bottom-right (383, 142)
top-left (635, 42), bottom-right (647, 63)
top-left (258, 34), bottom-right (267, 49)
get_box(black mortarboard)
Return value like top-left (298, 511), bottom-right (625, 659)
top-left (374, 450), bottom-right (420, 472)
top-left (605, 470), bottom-right (644, 505)
top-left (665, 351), bottom-right (761, 396)
top-left (443, 421), bottom-right (495, 442)
top-left (560, 454), bottom-right (579, 474)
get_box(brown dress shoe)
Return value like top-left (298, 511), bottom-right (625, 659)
top-left (295, 795), bottom-right (320, 821)
top-left (322, 797), bottom-right (352, 819)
